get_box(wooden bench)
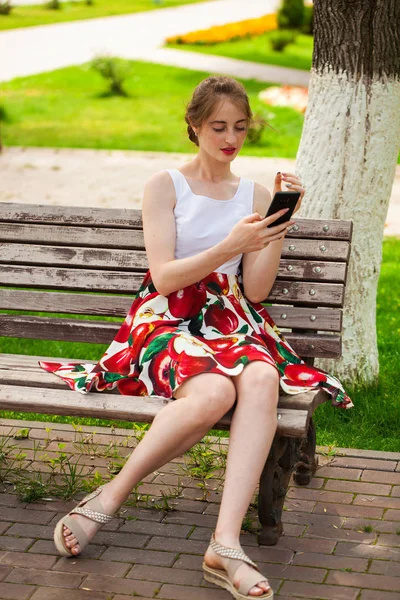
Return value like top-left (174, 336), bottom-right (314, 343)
top-left (0, 202), bottom-right (352, 545)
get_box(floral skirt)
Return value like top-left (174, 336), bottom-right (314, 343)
top-left (39, 270), bottom-right (353, 409)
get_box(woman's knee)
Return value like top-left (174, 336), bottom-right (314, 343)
top-left (184, 374), bottom-right (236, 425)
top-left (235, 362), bottom-right (280, 409)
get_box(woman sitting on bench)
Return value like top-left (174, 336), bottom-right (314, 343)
top-left (40, 75), bottom-right (352, 600)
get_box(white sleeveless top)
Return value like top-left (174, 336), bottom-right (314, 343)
top-left (166, 169), bottom-right (254, 275)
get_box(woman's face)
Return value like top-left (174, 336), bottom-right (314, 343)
top-left (195, 98), bottom-right (248, 162)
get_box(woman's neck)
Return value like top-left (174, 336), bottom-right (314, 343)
top-left (188, 153), bottom-right (234, 182)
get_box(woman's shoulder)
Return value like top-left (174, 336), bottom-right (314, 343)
top-left (145, 169), bottom-right (175, 190)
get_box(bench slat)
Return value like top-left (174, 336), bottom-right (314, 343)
top-left (0, 384), bottom-right (309, 437)
top-left (0, 223), bottom-right (144, 249)
top-left (282, 239), bottom-right (350, 262)
top-left (0, 265), bottom-right (345, 306)
top-left (0, 316), bottom-right (341, 357)
top-left (0, 367), bottom-right (326, 412)
top-left (0, 203), bottom-right (352, 241)
top-left (0, 244), bottom-right (347, 283)
top-left (0, 290), bottom-right (343, 331)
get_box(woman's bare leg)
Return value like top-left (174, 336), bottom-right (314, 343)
top-left (204, 361), bottom-right (279, 597)
top-left (63, 372), bottom-right (236, 554)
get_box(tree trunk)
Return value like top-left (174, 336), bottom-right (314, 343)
top-left (296, 0), bottom-right (400, 384)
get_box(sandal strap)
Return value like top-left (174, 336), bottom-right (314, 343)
top-left (209, 534), bottom-right (258, 569)
top-left (71, 505), bottom-right (113, 524)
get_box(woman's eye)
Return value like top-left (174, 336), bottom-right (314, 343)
top-left (236, 127), bottom-right (246, 131)
top-left (213, 128), bottom-right (224, 132)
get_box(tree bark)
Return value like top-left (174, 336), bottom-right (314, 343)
top-left (296, 0), bottom-right (400, 384)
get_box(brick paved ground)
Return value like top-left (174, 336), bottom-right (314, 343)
top-left (0, 418), bottom-right (400, 600)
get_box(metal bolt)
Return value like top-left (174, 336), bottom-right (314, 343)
top-left (277, 413), bottom-right (282, 420)
top-left (313, 266), bottom-right (322, 273)
top-left (310, 344), bottom-right (315, 349)
top-left (282, 288), bottom-right (289, 295)
top-left (281, 313), bottom-right (287, 320)
top-left (320, 245), bottom-right (327, 252)
top-left (323, 225), bottom-right (330, 232)
top-left (287, 265), bottom-right (294, 271)
top-left (292, 224), bottom-right (299, 231)
top-left (288, 245), bottom-right (296, 251)
top-left (310, 315), bottom-right (317, 321)
top-left (309, 289), bottom-right (316, 296)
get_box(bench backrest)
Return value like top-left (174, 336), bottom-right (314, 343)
top-left (0, 203), bottom-right (352, 360)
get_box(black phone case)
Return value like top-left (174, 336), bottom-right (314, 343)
top-left (265, 191), bottom-right (300, 228)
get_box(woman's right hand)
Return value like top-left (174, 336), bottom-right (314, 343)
top-left (225, 210), bottom-right (294, 254)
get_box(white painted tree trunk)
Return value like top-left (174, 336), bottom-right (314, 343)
top-left (296, 69), bottom-right (400, 383)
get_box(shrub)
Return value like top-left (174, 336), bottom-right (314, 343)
top-left (90, 55), bottom-right (133, 97)
top-left (0, 105), bottom-right (9, 152)
top-left (301, 5), bottom-right (314, 35)
top-left (277, 0), bottom-right (304, 30)
top-left (45, 0), bottom-right (61, 9)
top-left (0, 1), bottom-right (12, 15)
top-left (269, 29), bottom-right (296, 52)
top-left (246, 114), bottom-right (268, 145)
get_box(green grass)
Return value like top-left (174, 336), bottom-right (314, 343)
top-left (1, 239), bottom-right (400, 451)
top-left (167, 31), bottom-right (314, 72)
top-left (1, 61), bottom-right (304, 158)
top-left (0, 0), bottom-right (207, 31)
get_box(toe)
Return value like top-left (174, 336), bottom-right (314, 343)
top-left (63, 527), bottom-right (71, 537)
top-left (249, 586), bottom-right (264, 597)
top-left (71, 543), bottom-right (80, 555)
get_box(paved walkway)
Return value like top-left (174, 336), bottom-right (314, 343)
top-left (2, 146), bottom-right (399, 236)
top-left (0, 417), bottom-right (400, 600)
top-left (0, 0), bottom-right (310, 86)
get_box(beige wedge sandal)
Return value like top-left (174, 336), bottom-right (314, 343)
top-left (203, 533), bottom-right (273, 599)
top-left (53, 485), bottom-right (114, 557)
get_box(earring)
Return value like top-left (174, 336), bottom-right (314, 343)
top-left (194, 131), bottom-right (198, 136)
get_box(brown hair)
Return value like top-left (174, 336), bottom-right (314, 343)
top-left (185, 76), bottom-right (252, 146)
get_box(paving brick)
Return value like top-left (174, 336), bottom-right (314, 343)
top-left (315, 466), bottom-right (362, 480)
top-left (0, 565), bottom-right (12, 581)
top-left (0, 507), bottom-right (54, 525)
top-left (360, 591), bottom-right (400, 600)
top-left (6, 523), bottom-right (55, 540)
top-left (29, 587), bottom-right (110, 599)
top-left (335, 541), bottom-right (400, 561)
top-left (287, 487), bottom-right (354, 504)
top-left (163, 511), bottom-right (217, 528)
top-left (313, 501), bottom-right (383, 519)
top-left (146, 535), bottom-right (207, 554)
top-left (291, 474), bottom-right (325, 488)
top-left (119, 520), bottom-right (191, 538)
top-left (100, 546), bottom-right (177, 566)
top-left (0, 551), bottom-right (57, 569)
top-left (376, 533), bottom-right (400, 546)
top-left (280, 580), bottom-right (359, 599)
top-left (171, 498), bottom-right (207, 513)
top-left (384, 509), bottom-right (400, 521)
top-left (158, 582), bottom-right (232, 599)
top-left (0, 494), bottom-right (28, 508)
top-left (119, 506), bottom-right (164, 522)
top-left (79, 572), bottom-right (159, 596)
top-left (277, 537), bottom-right (336, 554)
top-left (28, 540), bottom-right (106, 559)
top-left (397, 463), bottom-right (400, 472)
top-left (368, 560), bottom-right (400, 577)
top-left (0, 536), bottom-right (34, 552)
top-left (325, 479), bottom-right (392, 496)
top-left (283, 499), bottom-right (317, 513)
top-left (354, 494), bottom-right (400, 509)
top-left (257, 562), bottom-right (326, 583)
top-left (327, 570), bottom-right (400, 592)
top-left (0, 522), bottom-right (11, 535)
top-left (392, 486), bottom-right (400, 497)
top-left (361, 470), bottom-right (400, 485)
top-left (52, 557), bottom-right (130, 576)
top-left (5, 566), bottom-right (83, 588)
top-left (306, 525), bottom-right (376, 543)
top-left (342, 517), bottom-right (399, 534)
top-left (86, 529), bottom-right (149, 549)
top-left (0, 581), bottom-right (35, 600)
top-left (127, 563), bottom-right (204, 585)
top-left (112, 597), bottom-right (151, 600)
top-left (292, 552), bottom-right (368, 572)
top-left (329, 456), bottom-right (397, 471)
top-left (282, 510), bottom-right (344, 528)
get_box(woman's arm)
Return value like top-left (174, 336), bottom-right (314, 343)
top-left (242, 173), bottom-right (304, 303)
top-left (142, 171), bottom-right (242, 296)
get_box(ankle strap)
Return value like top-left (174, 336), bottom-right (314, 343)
top-left (210, 534), bottom-right (258, 569)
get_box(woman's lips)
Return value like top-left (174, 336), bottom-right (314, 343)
top-left (221, 148), bottom-right (236, 155)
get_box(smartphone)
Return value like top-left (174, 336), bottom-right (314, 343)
top-left (265, 191), bottom-right (300, 228)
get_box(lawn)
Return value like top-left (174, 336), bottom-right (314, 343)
top-left (1, 238), bottom-right (399, 452)
top-left (167, 31), bottom-right (314, 72)
top-left (1, 61), bottom-right (304, 158)
top-left (0, 0), bottom-right (207, 31)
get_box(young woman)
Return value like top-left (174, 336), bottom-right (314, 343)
top-left (41, 76), bottom-right (352, 600)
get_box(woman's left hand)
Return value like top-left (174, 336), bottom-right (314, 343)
top-left (273, 172), bottom-right (305, 214)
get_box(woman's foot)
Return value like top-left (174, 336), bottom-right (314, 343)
top-left (58, 484), bottom-right (120, 556)
top-left (203, 536), bottom-right (271, 597)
